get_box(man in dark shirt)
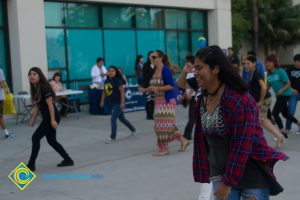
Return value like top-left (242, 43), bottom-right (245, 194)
top-left (286, 54), bottom-right (300, 134)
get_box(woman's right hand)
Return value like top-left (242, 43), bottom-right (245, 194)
top-left (183, 63), bottom-right (194, 73)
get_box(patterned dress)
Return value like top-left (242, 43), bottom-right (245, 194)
top-left (150, 76), bottom-right (180, 151)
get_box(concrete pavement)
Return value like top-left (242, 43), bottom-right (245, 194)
top-left (0, 105), bottom-right (299, 200)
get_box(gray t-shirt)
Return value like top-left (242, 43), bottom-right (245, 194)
top-left (0, 69), bottom-right (6, 100)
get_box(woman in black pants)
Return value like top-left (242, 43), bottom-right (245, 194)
top-left (266, 55), bottom-right (300, 138)
top-left (27, 67), bottom-right (74, 171)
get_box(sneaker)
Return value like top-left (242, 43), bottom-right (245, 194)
top-left (130, 129), bottom-right (138, 136)
top-left (281, 131), bottom-right (288, 139)
top-left (57, 159), bottom-right (74, 167)
top-left (104, 138), bottom-right (115, 144)
top-left (5, 131), bottom-right (14, 139)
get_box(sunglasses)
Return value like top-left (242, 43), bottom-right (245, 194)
top-left (151, 56), bottom-right (161, 60)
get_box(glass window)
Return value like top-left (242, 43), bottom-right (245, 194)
top-left (103, 30), bottom-right (136, 75)
top-left (136, 8), bottom-right (163, 29)
top-left (191, 11), bottom-right (206, 30)
top-left (0, 30), bottom-right (8, 78)
top-left (46, 29), bottom-right (66, 69)
top-left (67, 29), bottom-right (103, 80)
top-left (178, 32), bottom-right (190, 68)
top-left (0, 1), bottom-right (3, 26)
top-left (44, 2), bottom-right (65, 27)
top-left (103, 6), bottom-right (134, 28)
top-left (165, 9), bottom-right (187, 29)
top-left (66, 3), bottom-right (99, 27)
top-left (69, 80), bottom-right (90, 103)
top-left (137, 30), bottom-right (165, 61)
top-left (166, 31), bottom-right (179, 66)
top-left (191, 32), bottom-right (207, 55)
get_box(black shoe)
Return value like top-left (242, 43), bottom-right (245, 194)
top-left (57, 159), bottom-right (74, 167)
top-left (27, 163), bottom-right (36, 172)
top-left (281, 131), bottom-right (288, 139)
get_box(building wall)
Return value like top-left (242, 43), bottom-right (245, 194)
top-left (6, 0), bottom-right (232, 93)
top-left (7, 0), bottom-right (47, 93)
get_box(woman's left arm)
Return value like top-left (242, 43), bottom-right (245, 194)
top-left (222, 95), bottom-right (256, 187)
top-left (46, 96), bottom-right (58, 129)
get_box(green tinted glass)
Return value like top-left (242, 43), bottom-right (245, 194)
top-left (191, 11), bottom-right (206, 30)
top-left (103, 30), bottom-right (136, 75)
top-left (67, 29), bottom-right (103, 80)
top-left (165, 9), bottom-right (187, 29)
top-left (46, 29), bottom-right (66, 69)
top-left (103, 6), bottom-right (134, 28)
top-left (136, 8), bottom-right (163, 29)
top-left (66, 3), bottom-right (99, 27)
top-left (44, 2), bottom-right (65, 27)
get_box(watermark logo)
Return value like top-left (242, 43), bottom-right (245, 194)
top-left (42, 173), bottom-right (103, 180)
top-left (8, 162), bottom-right (36, 190)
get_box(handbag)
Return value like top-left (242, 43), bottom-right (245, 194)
top-left (3, 83), bottom-right (16, 115)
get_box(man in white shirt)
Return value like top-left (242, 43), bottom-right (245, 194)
top-left (91, 57), bottom-right (107, 89)
top-left (0, 68), bottom-right (13, 138)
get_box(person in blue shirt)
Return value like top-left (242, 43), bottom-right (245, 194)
top-left (266, 55), bottom-right (300, 138)
top-left (100, 66), bottom-right (136, 144)
top-left (242, 50), bottom-right (265, 83)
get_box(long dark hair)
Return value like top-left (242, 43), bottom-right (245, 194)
top-left (195, 45), bottom-right (248, 94)
top-left (52, 72), bottom-right (61, 82)
top-left (155, 50), bottom-right (176, 75)
top-left (108, 66), bottom-right (123, 80)
top-left (28, 67), bottom-right (55, 102)
top-left (144, 51), bottom-right (154, 66)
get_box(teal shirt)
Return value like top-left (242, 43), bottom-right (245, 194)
top-left (267, 68), bottom-right (292, 96)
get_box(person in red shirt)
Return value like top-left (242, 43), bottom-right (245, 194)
top-left (191, 46), bottom-right (288, 200)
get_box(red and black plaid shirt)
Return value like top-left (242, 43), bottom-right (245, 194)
top-left (193, 86), bottom-right (288, 187)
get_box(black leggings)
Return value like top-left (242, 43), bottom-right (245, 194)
top-left (183, 96), bottom-right (195, 140)
top-left (272, 96), bottom-right (298, 129)
top-left (28, 116), bottom-right (71, 166)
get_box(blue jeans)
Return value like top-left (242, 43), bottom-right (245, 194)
top-left (286, 93), bottom-right (300, 130)
top-left (110, 104), bottom-right (135, 139)
top-left (212, 178), bottom-right (270, 200)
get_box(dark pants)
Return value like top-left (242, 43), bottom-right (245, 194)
top-left (272, 96), bottom-right (298, 129)
top-left (145, 95), bottom-right (154, 120)
top-left (111, 104), bottom-right (135, 139)
top-left (28, 116), bottom-right (71, 166)
top-left (183, 96), bottom-right (195, 140)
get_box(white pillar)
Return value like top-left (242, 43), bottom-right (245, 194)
top-left (7, 0), bottom-right (47, 93)
top-left (207, 0), bottom-right (232, 49)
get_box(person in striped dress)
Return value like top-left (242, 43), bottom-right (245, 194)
top-left (139, 50), bottom-right (188, 156)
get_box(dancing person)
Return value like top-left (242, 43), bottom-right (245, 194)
top-left (100, 66), bottom-right (136, 144)
top-left (177, 55), bottom-right (197, 151)
top-left (266, 55), bottom-right (300, 138)
top-left (27, 67), bottom-right (74, 171)
top-left (190, 46), bottom-right (288, 200)
top-left (135, 55), bottom-right (144, 85)
top-left (0, 68), bottom-right (13, 138)
top-left (142, 51), bottom-right (155, 120)
top-left (245, 56), bottom-right (285, 148)
top-left (138, 50), bottom-right (188, 156)
top-left (286, 54), bottom-right (300, 134)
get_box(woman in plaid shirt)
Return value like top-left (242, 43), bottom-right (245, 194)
top-left (188, 46), bottom-right (288, 200)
